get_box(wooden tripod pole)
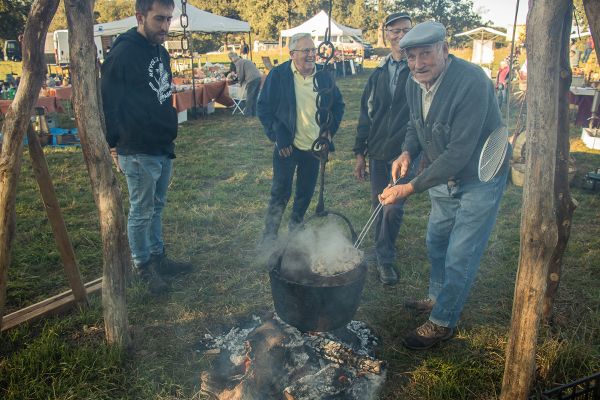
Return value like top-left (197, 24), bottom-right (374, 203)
top-left (26, 125), bottom-right (87, 303)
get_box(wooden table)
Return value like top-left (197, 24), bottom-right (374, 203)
top-left (569, 86), bottom-right (599, 128)
top-left (0, 96), bottom-right (62, 115)
top-left (47, 86), bottom-right (73, 100)
top-left (172, 80), bottom-right (233, 113)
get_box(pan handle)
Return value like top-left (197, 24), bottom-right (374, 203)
top-left (303, 210), bottom-right (358, 245)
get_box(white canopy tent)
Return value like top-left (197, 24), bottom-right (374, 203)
top-left (455, 26), bottom-right (508, 41)
top-left (280, 10), bottom-right (361, 39)
top-left (93, 3), bottom-right (250, 37)
top-left (455, 27), bottom-right (507, 66)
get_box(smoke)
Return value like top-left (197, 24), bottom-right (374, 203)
top-left (281, 221), bottom-right (362, 279)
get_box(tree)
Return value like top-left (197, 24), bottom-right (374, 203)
top-left (188, 0), bottom-right (242, 20)
top-left (94, 0), bottom-right (135, 24)
top-left (0, 0), bottom-right (33, 40)
top-left (399, 0), bottom-right (482, 39)
top-left (49, 0), bottom-right (134, 32)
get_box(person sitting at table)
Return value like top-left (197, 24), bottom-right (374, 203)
top-left (227, 51), bottom-right (262, 116)
top-left (40, 80), bottom-right (50, 97)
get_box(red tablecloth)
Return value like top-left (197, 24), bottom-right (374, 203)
top-left (171, 81), bottom-right (233, 112)
top-left (48, 86), bottom-right (73, 100)
top-left (0, 96), bottom-right (62, 115)
top-left (172, 90), bottom-right (195, 113)
top-left (200, 80), bottom-right (233, 107)
top-left (569, 89), bottom-right (600, 128)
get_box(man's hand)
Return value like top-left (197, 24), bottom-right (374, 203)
top-left (378, 182), bottom-right (414, 205)
top-left (391, 151), bottom-right (412, 183)
top-left (110, 148), bottom-right (122, 173)
top-left (354, 154), bottom-right (367, 181)
top-left (278, 145), bottom-right (293, 158)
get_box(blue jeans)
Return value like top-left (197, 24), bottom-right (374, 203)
top-left (264, 146), bottom-right (320, 237)
top-left (426, 172), bottom-right (508, 328)
top-left (369, 158), bottom-right (413, 264)
top-left (119, 154), bottom-right (172, 267)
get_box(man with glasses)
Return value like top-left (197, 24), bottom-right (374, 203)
top-left (353, 12), bottom-right (413, 285)
top-left (257, 32), bottom-right (345, 245)
top-left (379, 21), bottom-right (509, 350)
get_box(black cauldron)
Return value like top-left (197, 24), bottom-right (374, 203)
top-left (268, 249), bottom-right (367, 332)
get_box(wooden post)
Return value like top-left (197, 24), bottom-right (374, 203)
top-left (64, 0), bottom-right (131, 346)
top-left (0, 0), bottom-right (59, 331)
top-left (26, 125), bottom-right (87, 303)
top-left (500, 1), bottom-right (576, 399)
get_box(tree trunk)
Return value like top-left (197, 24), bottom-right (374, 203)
top-left (376, 0), bottom-right (385, 48)
top-left (64, 0), bottom-right (131, 346)
top-left (500, 1), bottom-right (576, 399)
top-left (27, 125), bottom-right (87, 303)
top-left (583, 0), bottom-right (600, 61)
top-left (0, 0), bottom-right (59, 330)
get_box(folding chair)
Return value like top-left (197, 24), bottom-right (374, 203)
top-left (229, 84), bottom-right (246, 115)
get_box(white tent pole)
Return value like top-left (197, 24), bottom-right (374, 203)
top-left (506, 0), bottom-right (520, 125)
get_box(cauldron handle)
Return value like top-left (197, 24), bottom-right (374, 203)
top-left (303, 210), bottom-right (358, 245)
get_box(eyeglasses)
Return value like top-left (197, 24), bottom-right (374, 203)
top-left (386, 28), bottom-right (411, 35)
top-left (294, 48), bottom-right (317, 54)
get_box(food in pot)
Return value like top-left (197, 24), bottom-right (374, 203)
top-left (311, 245), bottom-right (363, 276)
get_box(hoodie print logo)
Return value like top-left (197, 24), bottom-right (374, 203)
top-left (148, 56), bottom-right (171, 104)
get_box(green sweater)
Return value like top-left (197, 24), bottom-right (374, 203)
top-left (402, 55), bottom-right (503, 193)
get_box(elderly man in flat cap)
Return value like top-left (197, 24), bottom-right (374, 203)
top-left (353, 12), bottom-right (416, 286)
top-left (379, 21), bottom-right (510, 350)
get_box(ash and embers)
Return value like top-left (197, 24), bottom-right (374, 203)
top-left (198, 314), bottom-right (385, 400)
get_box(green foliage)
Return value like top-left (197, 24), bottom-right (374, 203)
top-left (39, 0), bottom-right (485, 46)
top-left (50, 0), bottom-right (136, 32)
top-left (0, 0), bottom-right (32, 40)
top-left (399, 0), bottom-right (482, 40)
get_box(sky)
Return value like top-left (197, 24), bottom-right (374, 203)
top-left (471, 0), bottom-right (528, 28)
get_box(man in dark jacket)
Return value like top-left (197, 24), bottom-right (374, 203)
top-left (101, 0), bottom-right (192, 294)
top-left (380, 22), bottom-right (509, 350)
top-left (257, 32), bottom-right (345, 243)
top-left (354, 12), bottom-right (413, 286)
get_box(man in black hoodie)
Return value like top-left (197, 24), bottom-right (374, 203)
top-left (353, 12), bottom-right (414, 286)
top-left (101, 0), bottom-right (191, 293)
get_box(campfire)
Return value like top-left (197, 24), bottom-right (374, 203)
top-left (199, 313), bottom-right (385, 400)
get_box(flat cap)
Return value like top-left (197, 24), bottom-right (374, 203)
top-left (399, 21), bottom-right (446, 49)
top-left (385, 12), bottom-right (411, 27)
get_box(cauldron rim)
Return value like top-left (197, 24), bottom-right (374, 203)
top-left (270, 254), bottom-right (367, 287)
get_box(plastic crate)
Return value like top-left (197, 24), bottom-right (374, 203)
top-left (50, 127), bottom-right (79, 146)
top-left (531, 372), bottom-right (600, 400)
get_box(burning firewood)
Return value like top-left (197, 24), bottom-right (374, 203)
top-left (199, 315), bottom-right (385, 400)
top-left (308, 337), bottom-right (384, 374)
top-left (283, 364), bottom-right (351, 399)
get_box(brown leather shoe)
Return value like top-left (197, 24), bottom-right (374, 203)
top-left (403, 320), bottom-right (454, 350)
top-left (404, 298), bottom-right (435, 314)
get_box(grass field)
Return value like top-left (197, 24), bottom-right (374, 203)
top-left (1, 66), bottom-right (600, 399)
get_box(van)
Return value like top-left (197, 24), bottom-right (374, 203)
top-left (52, 30), bottom-right (104, 65)
top-left (3, 40), bottom-right (21, 61)
top-left (312, 35), bottom-right (372, 57)
top-left (164, 40), bottom-right (185, 58)
top-left (207, 44), bottom-right (240, 55)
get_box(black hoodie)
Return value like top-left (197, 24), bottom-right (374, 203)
top-left (101, 28), bottom-right (177, 158)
